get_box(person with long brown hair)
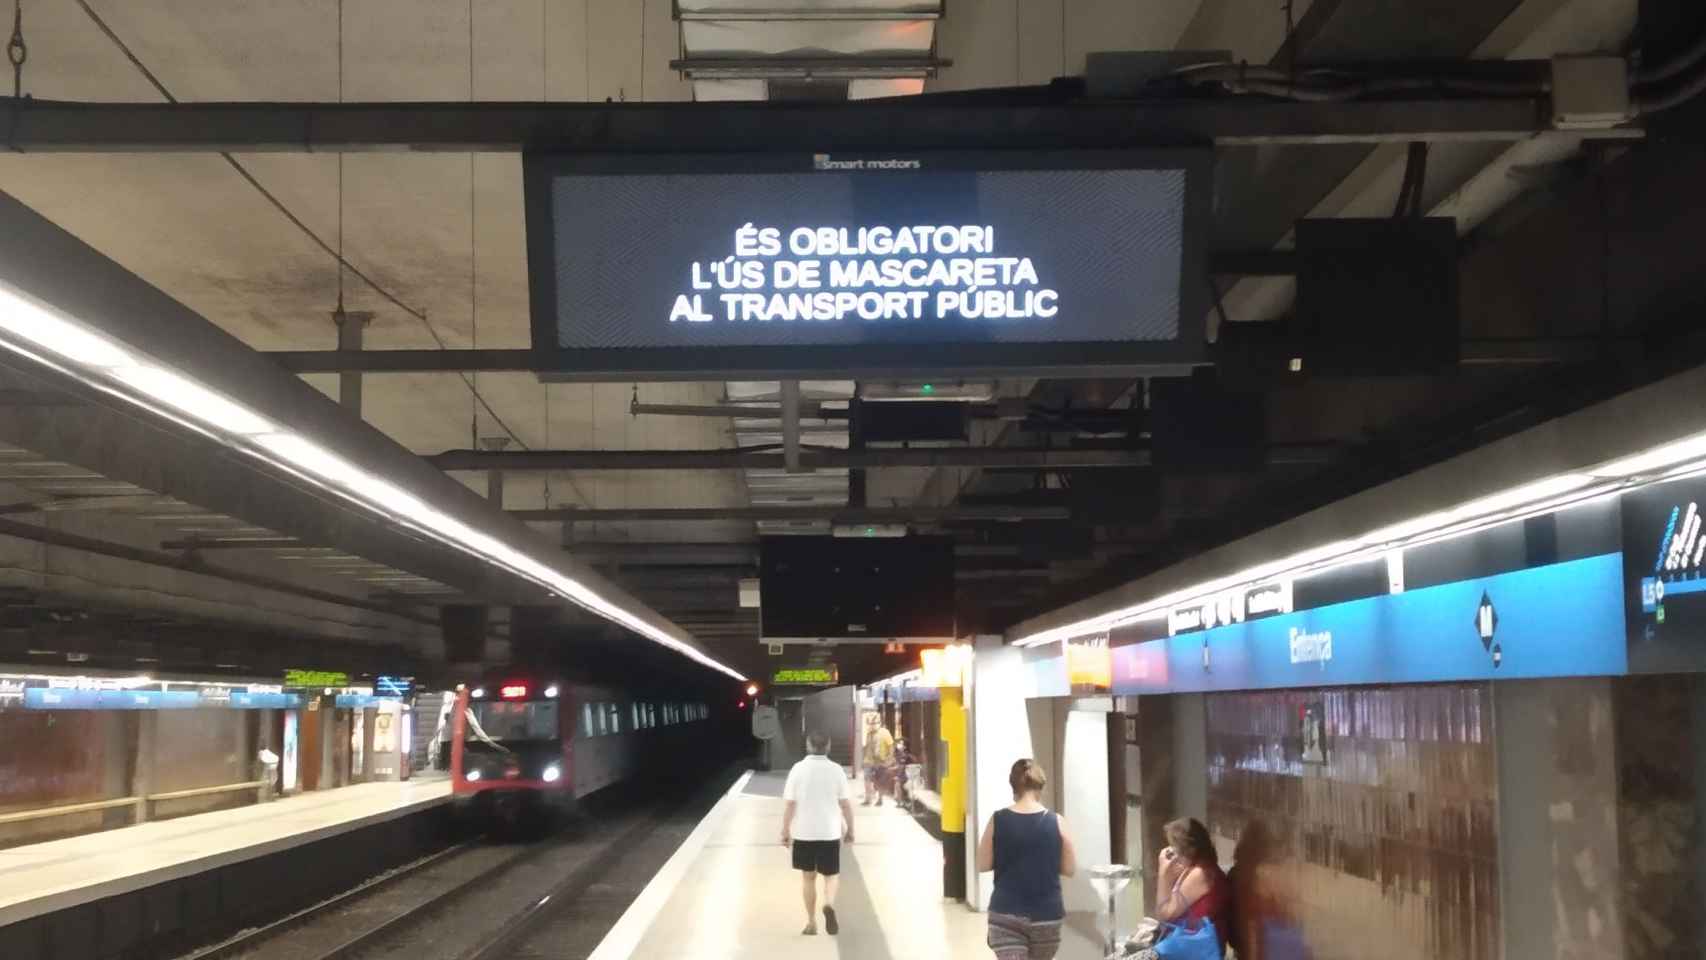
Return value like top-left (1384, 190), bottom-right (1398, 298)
top-left (976, 759), bottom-right (1079, 960)
top-left (1130, 817), bottom-right (1232, 958)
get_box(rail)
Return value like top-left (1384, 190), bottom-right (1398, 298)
top-left (145, 781), bottom-right (266, 803)
top-left (0, 795), bottom-right (137, 825)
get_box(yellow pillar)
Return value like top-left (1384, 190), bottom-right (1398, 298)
top-left (940, 683), bottom-right (968, 900)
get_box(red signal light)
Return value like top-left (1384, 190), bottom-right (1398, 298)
top-left (500, 684), bottom-right (529, 699)
top-left (737, 700), bottom-right (747, 708)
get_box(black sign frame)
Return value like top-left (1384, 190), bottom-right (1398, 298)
top-left (523, 148), bottom-right (1212, 381)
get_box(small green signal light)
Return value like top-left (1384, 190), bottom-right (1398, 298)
top-left (865, 526), bottom-right (876, 536)
top-left (920, 383), bottom-right (935, 395)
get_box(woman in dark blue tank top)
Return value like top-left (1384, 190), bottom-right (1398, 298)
top-left (977, 759), bottom-right (1079, 960)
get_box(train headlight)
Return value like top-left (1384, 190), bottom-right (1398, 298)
top-left (542, 765), bottom-right (562, 783)
top-left (466, 769), bottom-right (482, 782)
top-left (471, 687), bottom-right (485, 699)
top-left (544, 685), bottom-right (559, 698)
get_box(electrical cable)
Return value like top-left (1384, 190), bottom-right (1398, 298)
top-left (71, 0), bottom-right (543, 468)
top-left (1633, 63), bottom-right (1706, 114)
top-left (1636, 31), bottom-right (1706, 86)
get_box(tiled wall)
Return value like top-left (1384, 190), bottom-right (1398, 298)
top-left (1205, 684), bottom-right (1499, 960)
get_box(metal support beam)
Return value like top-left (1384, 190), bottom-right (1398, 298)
top-left (566, 542), bottom-right (761, 566)
top-left (266, 338), bottom-right (1623, 375)
top-left (672, 56), bottom-right (951, 80)
top-left (779, 380), bottom-right (804, 475)
top-left (631, 400), bottom-right (838, 420)
top-left (521, 505), bottom-right (1069, 523)
top-left (428, 445), bottom-right (1335, 471)
top-left (432, 447), bottom-right (1149, 471)
top-left (0, 96), bottom-right (1583, 154)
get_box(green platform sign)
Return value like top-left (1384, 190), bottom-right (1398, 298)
top-left (284, 669), bottom-right (350, 688)
top-left (772, 666), bottom-right (838, 686)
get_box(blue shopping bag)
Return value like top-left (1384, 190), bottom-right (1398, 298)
top-left (1153, 918), bottom-right (1221, 960)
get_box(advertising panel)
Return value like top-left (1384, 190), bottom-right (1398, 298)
top-left (1111, 552), bottom-right (1627, 695)
top-left (525, 150), bottom-right (1209, 377)
top-left (281, 710), bottom-right (299, 793)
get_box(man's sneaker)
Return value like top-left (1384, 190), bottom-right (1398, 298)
top-left (802, 922), bottom-right (818, 936)
top-left (823, 906), bottom-right (839, 936)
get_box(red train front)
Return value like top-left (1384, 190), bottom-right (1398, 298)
top-left (449, 675), bottom-right (573, 825)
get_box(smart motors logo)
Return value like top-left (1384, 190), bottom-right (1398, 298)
top-left (812, 153), bottom-right (922, 171)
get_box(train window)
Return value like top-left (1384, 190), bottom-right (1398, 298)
top-left (595, 703), bottom-right (607, 735)
top-left (581, 704), bottom-right (594, 737)
top-left (631, 703), bottom-right (640, 729)
top-left (606, 702), bottom-right (621, 733)
top-left (647, 703), bottom-right (656, 727)
top-left (470, 700), bottom-right (559, 742)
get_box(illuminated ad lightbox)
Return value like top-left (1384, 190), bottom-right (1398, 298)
top-left (523, 150), bottom-right (1211, 379)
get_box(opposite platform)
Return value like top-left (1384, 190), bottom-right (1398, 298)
top-left (0, 776), bottom-right (452, 929)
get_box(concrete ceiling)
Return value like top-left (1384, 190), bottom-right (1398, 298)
top-left (0, 0), bottom-right (1652, 680)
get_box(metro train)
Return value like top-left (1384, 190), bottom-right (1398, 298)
top-left (449, 673), bottom-right (711, 825)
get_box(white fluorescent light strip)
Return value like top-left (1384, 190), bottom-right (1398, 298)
top-left (1018, 430), bottom-right (1706, 649)
top-left (0, 281), bottom-right (746, 681)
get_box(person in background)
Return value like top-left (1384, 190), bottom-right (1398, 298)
top-left (1130, 817), bottom-right (1232, 959)
top-left (861, 713), bottom-right (895, 806)
top-left (782, 731), bottom-right (855, 937)
top-left (890, 736), bottom-right (915, 807)
top-left (977, 759), bottom-right (1078, 960)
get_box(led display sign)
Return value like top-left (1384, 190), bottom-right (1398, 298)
top-left (772, 666), bottom-right (838, 686)
top-left (524, 150), bottom-right (1209, 378)
top-left (284, 669), bottom-right (350, 688)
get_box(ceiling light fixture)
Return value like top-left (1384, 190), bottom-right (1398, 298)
top-left (0, 278), bottom-right (747, 681)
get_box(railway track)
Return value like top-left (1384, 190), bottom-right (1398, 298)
top-left (172, 767), bottom-right (739, 960)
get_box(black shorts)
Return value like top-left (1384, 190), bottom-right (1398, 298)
top-left (791, 839), bottom-right (841, 876)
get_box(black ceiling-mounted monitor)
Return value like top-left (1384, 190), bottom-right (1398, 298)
top-left (523, 149), bottom-right (1211, 380)
top-left (759, 535), bottom-right (956, 642)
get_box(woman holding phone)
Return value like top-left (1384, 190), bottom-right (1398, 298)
top-left (1130, 817), bottom-right (1231, 958)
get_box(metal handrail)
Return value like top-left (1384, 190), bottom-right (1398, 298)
top-left (145, 780), bottom-right (266, 803)
top-left (0, 795), bottom-right (137, 825)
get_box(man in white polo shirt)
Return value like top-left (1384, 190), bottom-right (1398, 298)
top-left (781, 731), bottom-right (855, 936)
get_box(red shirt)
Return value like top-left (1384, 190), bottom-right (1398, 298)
top-left (1178, 862), bottom-right (1233, 948)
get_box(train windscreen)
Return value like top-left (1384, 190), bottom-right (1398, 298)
top-left (470, 700), bottom-right (559, 741)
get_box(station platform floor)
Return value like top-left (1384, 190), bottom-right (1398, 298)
top-left (0, 775), bottom-right (451, 928)
top-left (588, 770), bottom-right (1103, 960)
